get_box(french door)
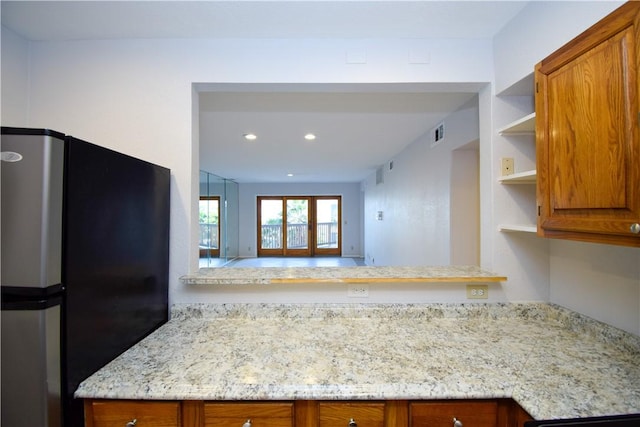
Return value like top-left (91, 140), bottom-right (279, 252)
top-left (257, 196), bottom-right (341, 257)
top-left (199, 196), bottom-right (220, 258)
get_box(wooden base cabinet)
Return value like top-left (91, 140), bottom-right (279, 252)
top-left (84, 399), bottom-right (532, 427)
top-left (204, 402), bottom-right (294, 427)
top-left (410, 400), bottom-right (498, 427)
top-left (84, 400), bottom-right (181, 427)
top-left (318, 402), bottom-right (386, 427)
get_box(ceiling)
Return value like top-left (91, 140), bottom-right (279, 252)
top-left (1, 1), bottom-right (529, 183)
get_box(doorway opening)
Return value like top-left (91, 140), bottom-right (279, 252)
top-left (257, 196), bottom-right (341, 257)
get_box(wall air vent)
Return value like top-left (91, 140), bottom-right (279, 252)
top-left (430, 121), bottom-right (445, 148)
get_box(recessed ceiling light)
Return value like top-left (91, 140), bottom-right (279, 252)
top-left (287, 173), bottom-right (294, 177)
top-left (243, 133), bottom-right (257, 141)
top-left (304, 133), bottom-right (316, 141)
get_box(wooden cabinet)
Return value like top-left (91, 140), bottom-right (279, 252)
top-left (83, 399), bottom-right (528, 427)
top-left (510, 403), bottom-right (533, 427)
top-left (318, 402), bottom-right (386, 427)
top-left (535, 1), bottom-right (640, 247)
top-left (84, 400), bottom-right (181, 427)
top-left (204, 402), bottom-right (294, 427)
top-left (409, 400), bottom-right (498, 427)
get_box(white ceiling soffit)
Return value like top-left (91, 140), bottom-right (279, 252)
top-left (1, 1), bottom-right (528, 41)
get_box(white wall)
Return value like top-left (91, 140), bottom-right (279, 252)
top-left (1, 26), bottom-right (30, 124)
top-left (237, 182), bottom-right (362, 258)
top-left (450, 143), bottom-right (480, 266)
top-left (493, 1), bottom-right (625, 93)
top-left (362, 97), bottom-right (481, 267)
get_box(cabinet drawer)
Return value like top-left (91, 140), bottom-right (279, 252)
top-left (319, 402), bottom-right (386, 427)
top-left (410, 400), bottom-right (497, 427)
top-left (204, 402), bottom-right (294, 427)
top-left (87, 400), bottom-right (180, 427)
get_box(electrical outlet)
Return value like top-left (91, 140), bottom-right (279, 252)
top-left (466, 284), bottom-right (488, 299)
top-left (501, 157), bottom-right (514, 176)
top-left (348, 284), bottom-right (370, 298)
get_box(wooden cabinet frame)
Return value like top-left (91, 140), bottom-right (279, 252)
top-left (84, 399), bottom-right (532, 427)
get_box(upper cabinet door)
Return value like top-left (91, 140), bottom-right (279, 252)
top-left (535, 1), bottom-right (640, 247)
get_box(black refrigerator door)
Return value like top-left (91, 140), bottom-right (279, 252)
top-left (62, 137), bottom-right (170, 427)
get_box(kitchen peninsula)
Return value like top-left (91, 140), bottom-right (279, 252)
top-left (76, 302), bottom-right (640, 427)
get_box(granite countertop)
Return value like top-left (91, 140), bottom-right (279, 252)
top-left (180, 265), bottom-right (507, 285)
top-left (75, 303), bottom-right (640, 420)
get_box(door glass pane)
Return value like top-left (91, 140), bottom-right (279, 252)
top-left (316, 199), bottom-right (338, 249)
top-left (286, 199), bottom-right (308, 250)
top-left (199, 198), bottom-right (219, 250)
top-left (261, 199), bottom-right (283, 249)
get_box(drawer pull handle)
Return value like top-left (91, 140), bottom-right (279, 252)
top-left (126, 420), bottom-right (137, 427)
top-left (453, 418), bottom-right (463, 427)
top-left (631, 223), bottom-right (640, 234)
top-left (243, 419), bottom-right (252, 427)
top-left (348, 418), bottom-right (357, 427)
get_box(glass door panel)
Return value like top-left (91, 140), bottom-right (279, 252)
top-left (315, 197), bottom-right (341, 255)
top-left (286, 198), bottom-right (310, 255)
top-left (199, 196), bottom-right (220, 259)
top-left (259, 198), bottom-right (283, 253)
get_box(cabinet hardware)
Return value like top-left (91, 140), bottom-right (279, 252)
top-left (126, 420), bottom-right (137, 427)
top-left (348, 418), bottom-right (357, 427)
top-left (243, 419), bottom-right (252, 427)
top-left (453, 417), bottom-right (463, 427)
top-left (631, 223), bottom-right (640, 234)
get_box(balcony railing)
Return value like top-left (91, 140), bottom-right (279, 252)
top-left (261, 222), bottom-right (338, 249)
top-left (200, 222), bottom-right (338, 250)
top-left (199, 223), bottom-right (219, 249)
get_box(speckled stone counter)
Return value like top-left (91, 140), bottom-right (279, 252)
top-left (75, 303), bottom-right (640, 420)
top-left (180, 265), bottom-right (507, 285)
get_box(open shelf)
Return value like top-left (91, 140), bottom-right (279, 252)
top-left (498, 169), bottom-right (536, 184)
top-left (499, 224), bottom-right (537, 233)
top-left (498, 112), bottom-right (536, 135)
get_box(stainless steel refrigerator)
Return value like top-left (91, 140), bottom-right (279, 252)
top-left (1, 127), bottom-right (170, 427)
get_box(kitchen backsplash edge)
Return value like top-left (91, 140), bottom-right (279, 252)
top-left (170, 302), bottom-right (640, 353)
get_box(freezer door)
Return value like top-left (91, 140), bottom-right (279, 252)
top-left (1, 304), bottom-right (62, 427)
top-left (1, 129), bottom-right (64, 287)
